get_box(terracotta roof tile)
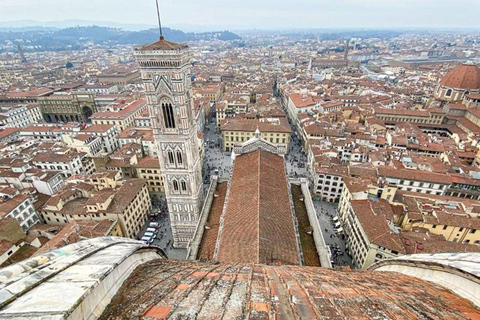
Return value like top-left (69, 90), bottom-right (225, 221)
top-left (440, 63), bottom-right (480, 90)
top-left (99, 259), bottom-right (480, 320)
top-left (217, 150), bottom-right (300, 265)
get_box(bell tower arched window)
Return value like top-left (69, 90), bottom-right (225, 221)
top-left (173, 180), bottom-right (179, 192)
top-left (167, 150), bottom-right (174, 164)
top-left (181, 180), bottom-right (187, 192)
top-left (176, 151), bottom-right (183, 165)
top-left (162, 102), bottom-right (176, 129)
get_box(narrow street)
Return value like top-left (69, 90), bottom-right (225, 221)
top-left (285, 131), bottom-right (308, 178)
top-left (313, 201), bottom-right (352, 267)
top-left (203, 121), bottom-right (233, 183)
top-left (284, 108), bottom-right (351, 268)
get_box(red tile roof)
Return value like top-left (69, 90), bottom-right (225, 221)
top-left (135, 37), bottom-right (188, 51)
top-left (100, 259), bottom-right (480, 320)
top-left (217, 150), bottom-right (300, 265)
top-left (440, 62), bottom-right (480, 90)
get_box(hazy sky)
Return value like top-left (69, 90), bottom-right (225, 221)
top-left (1, 0), bottom-right (479, 30)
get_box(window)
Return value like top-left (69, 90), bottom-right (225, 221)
top-left (181, 181), bottom-right (187, 192)
top-left (445, 89), bottom-right (452, 97)
top-left (177, 151), bottom-right (183, 165)
top-left (167, 150), bottom-right (174, 164)
top-left (162, 102), bottom-right (175, 128)
top-left (173, 180), bottom-right (179, 192)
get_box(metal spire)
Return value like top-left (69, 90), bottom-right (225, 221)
top-left (155, 0), bottom-right (164, 40)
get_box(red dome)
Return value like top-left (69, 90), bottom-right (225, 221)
top-left (440, 62), bottom-right (480, 90)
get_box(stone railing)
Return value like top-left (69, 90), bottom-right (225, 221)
top-left (0, 237), bottom-right (165, 319)
top-left (370, 253), bottom-right (480, 308)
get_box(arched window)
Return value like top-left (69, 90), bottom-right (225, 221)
top-left (181, 180), bottom-right (187, 192)
top-left (446, 89), bottom-right (452, 97)
top-left (167, 150), bottom-right (174, 164)
top-left (173, 180), bottom-right (179, 192)
top-left (176, 151), bottom-right (183, 165)
top-left (162, 102), bottom-right (176, 128)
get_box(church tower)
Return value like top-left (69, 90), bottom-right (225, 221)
top-left (133, 37), bottom-right (204, 248)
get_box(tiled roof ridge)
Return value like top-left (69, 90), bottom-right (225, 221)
top-left (257, 149), bottom-right (261, 264)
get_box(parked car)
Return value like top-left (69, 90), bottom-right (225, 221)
top-left (146, 227), bottom-right (157, 234)
top-left (144, 232), bottom-right (154, 238)
top-left (149, 222), bottom-right (160, 228)
top-left (141, 236), bottom-right (152, 243)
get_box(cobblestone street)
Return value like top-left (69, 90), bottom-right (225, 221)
top-left (203, 121), bottom-right (233, 182)
top-left (313, 201), bottom-right (352, 267)
top-left (285, 131), bottom-right (308, 178)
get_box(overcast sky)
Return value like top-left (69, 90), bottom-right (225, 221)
top-left (1, 0), bottom-right (479, 30)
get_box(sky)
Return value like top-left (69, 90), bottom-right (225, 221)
top-left (0, 0), bottom-right (479, 31)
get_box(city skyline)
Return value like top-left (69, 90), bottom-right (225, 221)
top-left (0, 0), bottom-right (480, 31)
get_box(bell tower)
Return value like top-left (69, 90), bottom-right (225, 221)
top-left (133, 35), bottom-right (204, 248)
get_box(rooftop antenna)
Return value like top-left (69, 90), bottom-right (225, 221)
top-left (155, 0), bottom-right (164, 40)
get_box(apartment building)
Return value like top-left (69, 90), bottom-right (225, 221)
top-left (61, 134), bottom-right (104, 157)
top-left (32, 151), bottom-right (86, 178)
top-left (378, 167), bottom-right (451, 196)
top-left (337, 179), bottom-right (404, 269)
top-left (0, 104), bottom-right (43, 128)
top-left (39, 179), bottom-right (150, 238)
top-left (221, 117), bottom-right (291, 152)
top-left (135, 156), bottom-right (164, 200)
top-left (88, 170), bottom-right (123, 191)
top-left (397, 192), bottom-right (480, 245)
top-left (215, 95), bottom-right (249, 126)
top-left (80, 124), bottom-right (119, 154)
top-left (286, 93), bottom-right (322, 124)
top-left (30, 171), bottom-right (65, 195)
top-left (314, 166), bottom-right (346, 203)
top-left (0, 194), bottom-right (40, 231)
top-left (90, 99), bottom-right (147, 132)
top-left (374, 107), bottom-right (445, 126)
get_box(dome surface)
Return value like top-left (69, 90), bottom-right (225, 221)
top-left (440, 62), bottom-right (480, 90)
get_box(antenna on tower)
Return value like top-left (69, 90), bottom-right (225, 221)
top-left (155, 0), bottom-right (164, 40)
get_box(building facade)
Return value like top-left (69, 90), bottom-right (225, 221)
top-left (38, 91), bottom-right (97, 123)
top-left (220, 118), bottom-right (291, 152)
top-left (134, 37), bottom-right (204, 248)
top-left (0, 104), bottom-right (43, 128)
top-left (0, 194), bottom-right (40, 231)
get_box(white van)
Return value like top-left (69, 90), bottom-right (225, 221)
top-left (149, 222), bottom-right (159, 228)
top-left (141, 236), bottom-right (152, 243)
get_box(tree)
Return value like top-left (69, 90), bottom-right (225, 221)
top-left (66, 61), bottom-right (73, 69)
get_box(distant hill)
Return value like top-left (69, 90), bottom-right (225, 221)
top-left (0, 26), bottom-right (241, 52)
